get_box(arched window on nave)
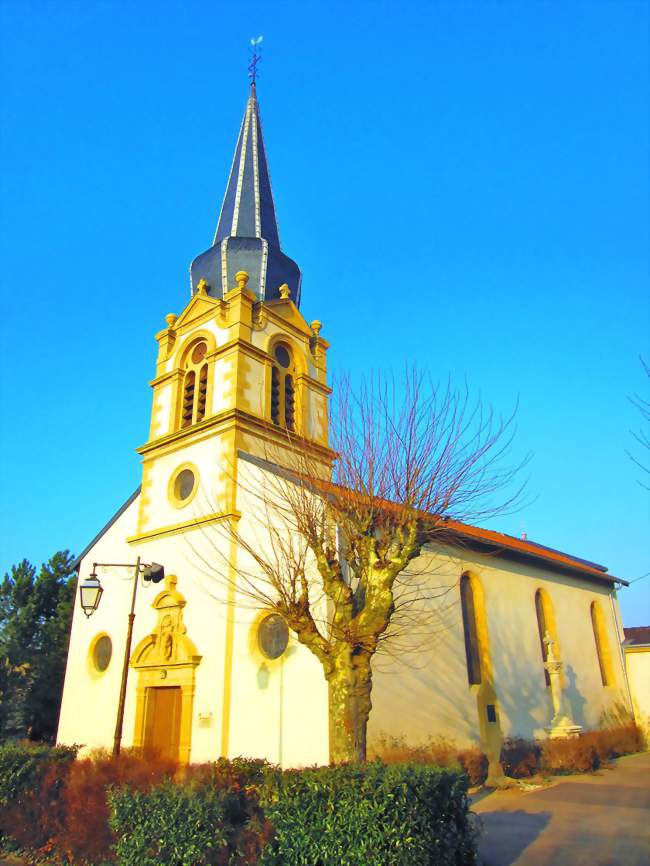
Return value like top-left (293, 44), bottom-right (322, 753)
top-left (590, 600), bottom-right (614, 687)
top-left (460, 574), bottom-right (482, 686)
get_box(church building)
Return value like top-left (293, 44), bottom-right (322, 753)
top-left (57, 82), bottom-right (633, 769)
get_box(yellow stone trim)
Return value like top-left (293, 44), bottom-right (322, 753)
top-left (149, 369), bottom-right (184, 390)
top-left (175, 329), bottom-right (217, 368)
top-left (591, 599), bottom-right (616, 687)
top-left (624, 645), bottom-right (650, 654)
top-left (172, 293), bottom-right (223, 334)
top-left (263, 298), bottom-right (316, 340)
top-left (136, 460), bottom-right (155, 535)
top-left (535, 587), bottom-right (565, 688)
top-left (462, 571), bottom-right (505, 781)
top-left (127, 510), bottom-right (239, 545)
top-left (130, 575), bottom-right (201, 765)
top-left (248, 609), bottom-right (290, 669)
top-left (220, 528), bottom-right (239, 757)
top-left (137, 408), bottom-right (336, 463)
top-left (167, 462), bottom-right (200, 509)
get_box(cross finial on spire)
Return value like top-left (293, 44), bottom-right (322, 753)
top-left (249, 36), bottom-right (263, 88)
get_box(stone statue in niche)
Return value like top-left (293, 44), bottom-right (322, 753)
top-left (160, 615), bottom-right (174, 661)
top-left (130, 574), bottom-right (201, 671)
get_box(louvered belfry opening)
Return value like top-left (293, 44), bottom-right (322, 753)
top-left (181, 371), bottom-right (196, 428)
top-left (179, 341), bottom-right (209, 430)
top-left (271, 367), bottom-right (281, 425)
top-left (285, 375), bottom-right (295, 431)
top-left (197, 365), bottom-right (208, 422)
top-left (270, 343), bottom-right (296, 432)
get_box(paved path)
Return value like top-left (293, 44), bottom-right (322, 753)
top-left (472, 751), bottom-right (650, 866)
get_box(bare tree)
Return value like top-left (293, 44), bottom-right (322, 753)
top-left (627, 357), bottom-right (650, 489)
top-left (200, 371), bottom-right (526, 763)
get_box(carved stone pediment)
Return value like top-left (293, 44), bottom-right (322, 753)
top-left (131, 574), bottom-right (201, 670)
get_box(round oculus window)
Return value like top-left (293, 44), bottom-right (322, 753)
top-left (191, 342), bottom-right (207, 364)
top-left (174, 468), bottom-right (196, 501)
top-left (258, 614), bottom-right (289, 659)
top-left (274, 345), bottom-right (291, 369)
top-left (92, 635), bottom-right (112, 672)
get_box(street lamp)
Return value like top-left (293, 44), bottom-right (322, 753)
top-left (79, 571), bottom-right (104, 617)
top-left (80, 557), bottom-right (165, 756)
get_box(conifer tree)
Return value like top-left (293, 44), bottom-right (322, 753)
top-left (0, 551), bottom-right (76, 740)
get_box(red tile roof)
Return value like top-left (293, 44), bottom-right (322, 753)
top-left (623, 626), bottom-right (650, 646)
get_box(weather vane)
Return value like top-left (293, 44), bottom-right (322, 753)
top-left (248, 36), bottom-right (263, 86)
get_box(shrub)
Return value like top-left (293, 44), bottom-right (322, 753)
top-left (500, 738), bottom-right (541, 779)
top-left (0, 740), bottom-right (77, 808)
top-left (109, 780), bottom-right (230, 866)
top-left (109, 763), bottom-right (274, 866)
top-left (541, 737), bottom-right (600, 774)
top-left (456, 748), bottom-right (489, 787)
top-left (0, 741), bottom-right (77, 851)
top-left (370, 734), bottom-right (488, 786)
top-left (258, 761), bottom-right (477, 866)
top-left (54, 749), bottom-right (177, 864)
top-left (592, 723), bottom-right (643, 760)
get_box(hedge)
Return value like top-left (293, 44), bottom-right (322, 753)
top-left (0, 740), bottom-right (77, 809)
top-left (109, 758), bottom-right (273, 866)
top-left (257, 762), bottom-right (476, 866)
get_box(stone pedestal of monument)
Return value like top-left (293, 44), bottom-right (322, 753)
top-left (543, 631), bottom-right (582, 739)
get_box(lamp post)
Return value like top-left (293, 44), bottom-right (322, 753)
top-left (80, 558), bottom-right (165, 756)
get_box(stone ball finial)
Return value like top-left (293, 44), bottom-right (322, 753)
top-left (165, 313), bottom-right (178, 329)
top-left (310, 320), bottom-right (322, 337)
top-left (278, 283), bottom-right (291, 300)
top-left (235, 271), bottom-right (250, 290)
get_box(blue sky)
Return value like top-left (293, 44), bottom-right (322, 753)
top-left (1, 1), bottom-right (648, 625)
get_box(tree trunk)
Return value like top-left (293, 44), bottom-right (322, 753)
top-left (327, 651), bottom-right (373, 763)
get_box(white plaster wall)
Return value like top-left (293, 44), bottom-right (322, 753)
top-left (59, 459), bottom-right (629, 768)
top-left (140, 436), bottom-right (229, 535)
top-left (368, 545), bottom-right (630, 750)
top-left (58, 457), bottom-right (330, 768)
top-left (227, 457), bottom-right (330, 767)
top-left (625, 649), bottom-right (650, 745)
top-left (58, 494), bottom-right (236, 763)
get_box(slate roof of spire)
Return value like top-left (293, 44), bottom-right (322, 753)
top-left (213, 82), bottom-right (281, 248)
top-left (190, 84), bottom-right (302, 305)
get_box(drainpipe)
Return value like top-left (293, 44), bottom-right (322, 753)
top-left (609, 586), bottom-right (634, 716)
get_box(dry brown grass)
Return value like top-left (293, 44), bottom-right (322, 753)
top-left (369, 734), bottom-right (488, 786)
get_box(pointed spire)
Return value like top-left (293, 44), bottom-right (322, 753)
top-left (213, 83), bottom-right (280, 248)
top-left (189, 85), bottom-right (301, 306)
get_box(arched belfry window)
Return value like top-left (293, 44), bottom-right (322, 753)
top-left (460, 574), bottom-right (482, 686)
top-left (270, 342), bottom-right (296, 432)
top-left (590, 601), bottom-right (613, 687)
top-left (179, 341), bottom-right (209, 429)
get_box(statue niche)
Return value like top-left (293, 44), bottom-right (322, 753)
top-left (131, 574), bottom-right (201, 669)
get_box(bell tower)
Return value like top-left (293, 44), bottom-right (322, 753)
top-left (130, 84), bottom-right (334, 545)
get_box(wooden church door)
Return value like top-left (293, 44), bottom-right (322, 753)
top-left (143, 686), bottom-right (181, 761)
